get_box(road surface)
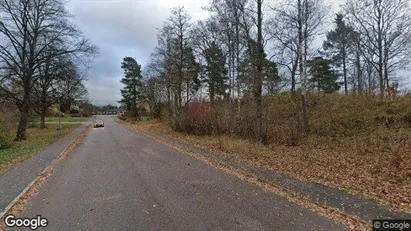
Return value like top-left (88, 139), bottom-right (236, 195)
top-left (15, 116), bottom-right (348, 230)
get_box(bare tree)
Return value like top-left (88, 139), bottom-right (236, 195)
top-left (267, 0), bottom-right (329, 98)
top-left (151, 7), bottom-right (201, 129)
top-left (191, 20), bottom-right (229, 104)
top-left (33, 51), bottom-right (63, 128)
top-left (345, 0), bottom-right (411, 96)
top-left (58, 60), bottom-right (88, 114)
top-left (0, 0), bottom-right (96, 140)
top-left (208, 0), bottom-right (248, 105)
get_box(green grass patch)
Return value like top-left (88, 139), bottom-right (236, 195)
top-left (43, 116), bottom-right (89, 123)
top-left (0, 124), bottom-right (80, 176)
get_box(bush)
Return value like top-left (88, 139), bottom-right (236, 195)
top-left (70, 113), bottom-right (81, 117)
top-left (0, 126), bottom-right (13, 150)
top-left (164, 94), bottom-right (411, 146)
top-left (28, 122), bottom-right (38, 128)
top-left (117, 114), bottom-right (127, 121)
top-left (402, 110), bottom-right (411, 124)
top-left (338, 116), bottom-right (365, 130)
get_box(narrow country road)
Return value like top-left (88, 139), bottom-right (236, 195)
top-left (16, 116), bottom-right (347, 231)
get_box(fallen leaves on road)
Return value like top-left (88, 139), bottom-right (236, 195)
top-left (124, 122), bottom-right (371, 231)
top-left (129, 121), bottom-right (411, 213)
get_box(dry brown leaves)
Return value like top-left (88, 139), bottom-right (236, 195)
top-left (153, 125), bottom-right (411, 213)
top-left (128, 123), bottom-right (371, 231)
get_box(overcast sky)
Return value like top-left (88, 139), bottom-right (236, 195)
top-left (66, 0), bottom-right (348, 106)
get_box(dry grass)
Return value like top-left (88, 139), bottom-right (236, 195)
top-left (133, 94), bottom-right (411, 212)
top-left (128, 126), bottom-right (370, 230)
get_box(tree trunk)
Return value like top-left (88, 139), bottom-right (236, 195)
top-left (16, 95), bottom-right (30, 141)
top-left (227, 32), bottom-right (232, 103)
top-left (255, 0), bottom-right (264, 143)
top-left (377, 8), bottom-right (384, 97)
top-left (291, 74), bottom-right (296, 95)
top-left (210, 81), bottom-right (215, 105)
top-left (186, 79), bottom-right (189, 105)
top-left (291, 55), bottom-right (299, 99)
top-left (356, 42), bottom-right (363, 95)
top-left (384, 62), bottom-right (389, 90)
top-left (342, 46), bottom-right (348, 95)
top-left (40, 108), bottom-right (47, 129)
top-left (235, 3), bottom-right (241, 116)
top-left (299, 0), bottom-right (309, 133)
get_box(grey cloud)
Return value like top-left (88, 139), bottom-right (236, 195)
top-left (64, 0), bottom-right (212, 105)
top-left (68, 1), bottom-right (166, 56)
top-left (85, 76), bottom-right (123, 106)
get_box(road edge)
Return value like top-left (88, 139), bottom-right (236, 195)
top-left (0, 125), bottom-right (90, 220)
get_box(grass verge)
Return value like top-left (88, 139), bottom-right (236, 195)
top-left (43, 116), bottom-right (89, 123)
top-left (0, 126), bottom-right (90, 230)
top-left (0, 124), bottom-right (81, 176)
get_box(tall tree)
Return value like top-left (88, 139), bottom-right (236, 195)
top-left (254, 0), bottom-right (264, 142)
top-left (152, 7), bottom-right (202, 128)
top-left (33, 51), bottom-right (63, 128)
top-left (345, 0), bottom-right (411, 96)
top-left (182, 46), bottom-right (201, 105)
top-left (119, 57), bottom-right (143, 119)
top-left (298, 0), bottom-right (309, 132)
top-left (267, 0), bottom-right (329, 98)
top-left (208, 0), bottom-right (248, 102)
top-left (202, 41), bottom-right (229, 104)
top-left (58, 60), bottom-right (88, 114)
top-left (0, 0), bottom-right (95, 140)
top-left (264, 59), bottom-right (282, 94)
top-left (323, 14), bottom-right (356, 95)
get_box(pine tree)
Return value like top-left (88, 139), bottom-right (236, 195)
top-left (264, 59), bottom-right (281, 94)
top-left (323, 14), bottom-right (356, 94)
top-left (203, 41), bottom-right (229, 104)
top-left (308, 57), bottom-right (340, 93)
top-left (119, 57), bottom-right (143, 119)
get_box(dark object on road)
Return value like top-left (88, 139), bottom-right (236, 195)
top-left (93, 119), bottom-right (104, 128)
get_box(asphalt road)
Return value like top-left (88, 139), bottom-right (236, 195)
top-left (15, 115), bottom-right (348, 231)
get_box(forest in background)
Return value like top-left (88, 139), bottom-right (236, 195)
top-left (119, 0), bottom-right (411, 139)
top-left (117, 0), bottom-right (411, 210)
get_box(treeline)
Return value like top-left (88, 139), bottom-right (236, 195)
top-left (120, 0), bottom-right (411, 142)
top-left (0, 0), bottom-right (96, 140)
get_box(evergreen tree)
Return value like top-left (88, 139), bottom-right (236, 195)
top-left (119, 57), bottom-right (143, 119)
top-left (323, 14), bottom-right (356, 94)
top-left (238, 39), bottom-right (281, 96)
top-left (182, 46), bottom-right (201, 105)
top-left (308, 57), bottom-right (340, 93)
top-left (264, 59), bottom-right (281, 94)
top-left (203, 41), bottom-right (229, 103)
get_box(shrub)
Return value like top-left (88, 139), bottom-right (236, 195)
top-left (402, 110), bottom-right (411, 124)
top-left (117, 114), bottom-right (127, 121)
top-left (163, 94), bottom-right (411, 146)
top-left (28, 122), bottom-right (38, 128)
top-left (338, 116), bottom-right (365, 131)
top-left (0, 126), bottom-right (13, 149)
top-left (70, 113), bottom-right (81, 117)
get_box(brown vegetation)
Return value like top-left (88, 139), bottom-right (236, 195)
top-left (142, 94), bottom-right (411, 211)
